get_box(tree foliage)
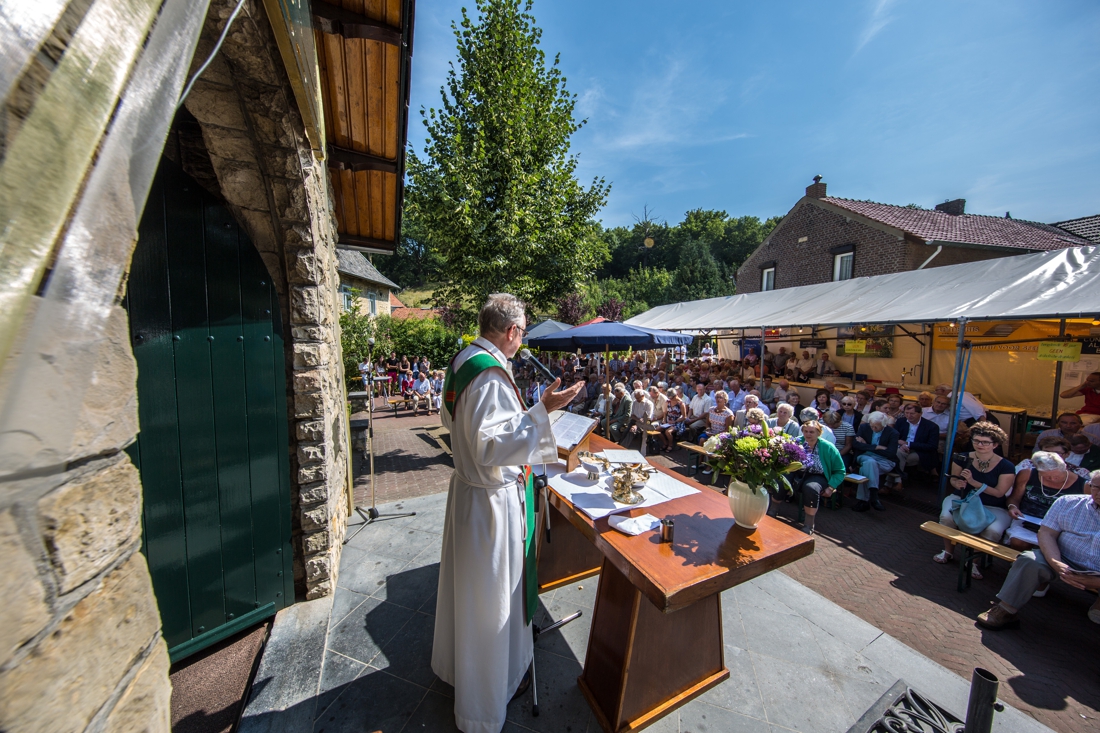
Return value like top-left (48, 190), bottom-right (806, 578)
top-left (595, 297), bottom-right (625, 322)
top-left (406, 0), bottom-right (610, 318)
top-left (672, 238), bottom-right (726, 302)
top-left (555, 293), bottom-right (588, 325)
top-left (339, 303), bottom-right (466, 390)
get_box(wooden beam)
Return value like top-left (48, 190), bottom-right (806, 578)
top-left (312, 0), bottom-right (403, 46)
top-left (327, 145), bottom-right (398, 174)
top-left (337, 234), bottom-right (396, 255)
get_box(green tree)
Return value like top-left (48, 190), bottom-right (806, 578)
top-left (339, 299), bottom-right (390, 391)
top-left (406, 0), bottom-right (610, 317)
top-left (375, 208), bottom-right (444, 289)
top-left (672, 238), bottom-right (727, 301)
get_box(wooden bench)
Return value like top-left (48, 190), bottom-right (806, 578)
top-left (680, 443), bottom-right (720, 484)
top-left (387, 396), bottom-right (413, 417)
top-left (920, 521), bottom-right (1021, 592)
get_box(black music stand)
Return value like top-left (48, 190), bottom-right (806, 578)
top-left (345, 339), bottom-right (415, 545)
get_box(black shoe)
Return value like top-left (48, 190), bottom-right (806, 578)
top-left (871, 499), bottom-right (886, 511)
top-left (852, 500), bottom-right (870, 512)
top-left (511, 670), bottom-right (531, 701)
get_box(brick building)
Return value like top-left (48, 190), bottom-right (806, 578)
top-left (735, 177), bottom-right (1092, 294)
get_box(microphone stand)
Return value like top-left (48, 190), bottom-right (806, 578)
top-left (344, 338), bottom-right (415, 545)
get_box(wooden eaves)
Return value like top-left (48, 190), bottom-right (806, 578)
top-left (314, 0), bottom-right (415, 256)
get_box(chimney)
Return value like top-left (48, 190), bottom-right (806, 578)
top-left (805, 175), bottom-right (827, 199)
top-left (935, 199), bottom-right (966, 216)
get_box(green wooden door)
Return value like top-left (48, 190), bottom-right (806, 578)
top-left (126, 157), bottom-right (294, 662)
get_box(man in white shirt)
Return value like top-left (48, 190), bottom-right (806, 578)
top-left (816, 352), bottom-right (837, 377)
top-left (688, 382), bottom-right (714, 432)
top-left (923, 395), bottom-right (951, 435)
top-left (412, 371), bottom-right (433, 415)
top-left (358, 359), bottom-right (371, 390)
top-left (701, 342), bottom-right (715, 361)
top-left (794, 351), bottom-right (815, 381)
top-left (935, 383), bottom-right (987, 424)
top-left (626, 389), bottom-right (655, 448)
top-left (726, 378), bottom-right (747, 412)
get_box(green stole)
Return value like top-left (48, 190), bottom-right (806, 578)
top-left (443, 349), bottom-right (539, 625)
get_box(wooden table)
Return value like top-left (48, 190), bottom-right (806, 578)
top-left (537, 435), bottom-right (814, 733)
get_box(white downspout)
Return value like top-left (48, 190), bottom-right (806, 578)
top-left (917, 243), bottom-right (943, 270)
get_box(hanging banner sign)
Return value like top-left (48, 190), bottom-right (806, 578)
top-left (843, 340), bottom-right (867, 354)
top-left (932, 320), bottom-right (1091, 351)
top-left (837, 325), bottom-right (893, 358)
top-left (1037, 341), bottom-right (1082, 361)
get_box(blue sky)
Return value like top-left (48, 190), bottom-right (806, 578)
top-left (407, 0), bottom-right (1100, 228)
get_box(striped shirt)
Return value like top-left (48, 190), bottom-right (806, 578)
top-left (1041, 494), bottom-right (1100, 572)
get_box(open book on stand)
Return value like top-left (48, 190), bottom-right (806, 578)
top-left (549, 410), bottom-right (598, 470)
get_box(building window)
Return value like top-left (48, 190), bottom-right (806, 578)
top-left (368, 291), bottom-right (378, 316)
top-left (833, 252), bottom-right (853, 281)
top-left (340, 285), bottom-right (354, 312)
top-left (761, 267), bottom-right (775, 291)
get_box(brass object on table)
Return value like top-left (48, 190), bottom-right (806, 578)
top-left (578, 451), bottom-right (654, 505)
top-left (610, 463), bottom-right (652, 505)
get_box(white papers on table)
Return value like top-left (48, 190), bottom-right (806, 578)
top-left (599, 449), bottom-right (647, 464)
top-left (546, 463), bottom-right (699, 520)
top-left (550, 410), bottom-right (596, 451)
top-left (608, 514), bottom-right (660, 536)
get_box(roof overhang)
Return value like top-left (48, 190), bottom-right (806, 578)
top-left (314, 0), bottom-right (414, 255)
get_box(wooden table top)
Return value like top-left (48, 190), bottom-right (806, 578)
top-left (549, 436), bottom-right (814, 613)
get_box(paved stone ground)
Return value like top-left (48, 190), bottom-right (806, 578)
top-left (244, 491), bottom-right (1050, 733)
top-left (342, 422), bottom-right (1097, 733)
top-left (351, 403), bottom-right (451, 506)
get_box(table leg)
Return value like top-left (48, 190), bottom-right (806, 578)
top-left (578, 559), bottom-right (729, 733)
top-left (537, 500), bottom-right (603, 591)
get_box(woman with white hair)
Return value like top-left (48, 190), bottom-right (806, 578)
top-left (800, 407), bottom-right (836, 445)
top-left (1003, 451), bottom-right (1086, 552)
top-left (767, 402), bottom-right (802, 439)
top-left (851, 411), bottom-right (900, 511)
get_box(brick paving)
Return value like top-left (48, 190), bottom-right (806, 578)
top-left (351, 421), bottom-right (1099, 733)
top-left (351, 402), bottom-right (452, 506)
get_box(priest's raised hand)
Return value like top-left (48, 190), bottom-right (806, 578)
top-left (541, 378), bottom-right (586, 413)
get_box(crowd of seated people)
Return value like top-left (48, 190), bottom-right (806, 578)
top-left (497, 347), bottom-right (1100, 628)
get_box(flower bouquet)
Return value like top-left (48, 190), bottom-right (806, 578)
top-left (703, 423), bottom-right (808, 528)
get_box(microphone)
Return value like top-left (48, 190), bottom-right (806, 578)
top-left (519, 348), bottom-right (559, 390)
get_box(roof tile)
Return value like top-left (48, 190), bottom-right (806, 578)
top-left (819, 197), bottom-right (1092, 251)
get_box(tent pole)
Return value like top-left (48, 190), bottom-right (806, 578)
top-left (605, 344), bottom-right (610, 440)
top-left (760, 326), bottom-right (767, 377)
top-left (1051, 319), bottom-right (1066, 422)
top-left (852, 355), bottom-right (858, 390)
top-left (939, 319), bottom-right (968, 500)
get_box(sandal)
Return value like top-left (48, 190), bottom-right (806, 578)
top-left (932, 550), bottom-right (953, 564)
top-left (971, 564), bottom-right (984, 580)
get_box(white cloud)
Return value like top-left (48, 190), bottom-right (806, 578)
top-left (854, 0), bottom-right (898, 55)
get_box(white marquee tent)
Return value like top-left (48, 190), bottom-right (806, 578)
top-left (625, 245), bottom-right (1100, 332)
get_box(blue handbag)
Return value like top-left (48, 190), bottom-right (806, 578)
top-left (950, 484), bottom-right (996, 535)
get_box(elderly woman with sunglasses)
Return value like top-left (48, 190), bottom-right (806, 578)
top-left (933, 422), bottom-right (1016, 578)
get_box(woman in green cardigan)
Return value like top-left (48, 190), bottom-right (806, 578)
top-left (793, 420), bottom-right (846, 535)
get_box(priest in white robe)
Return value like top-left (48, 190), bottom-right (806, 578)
top-left (432, 293), bottom-right (585, 733)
